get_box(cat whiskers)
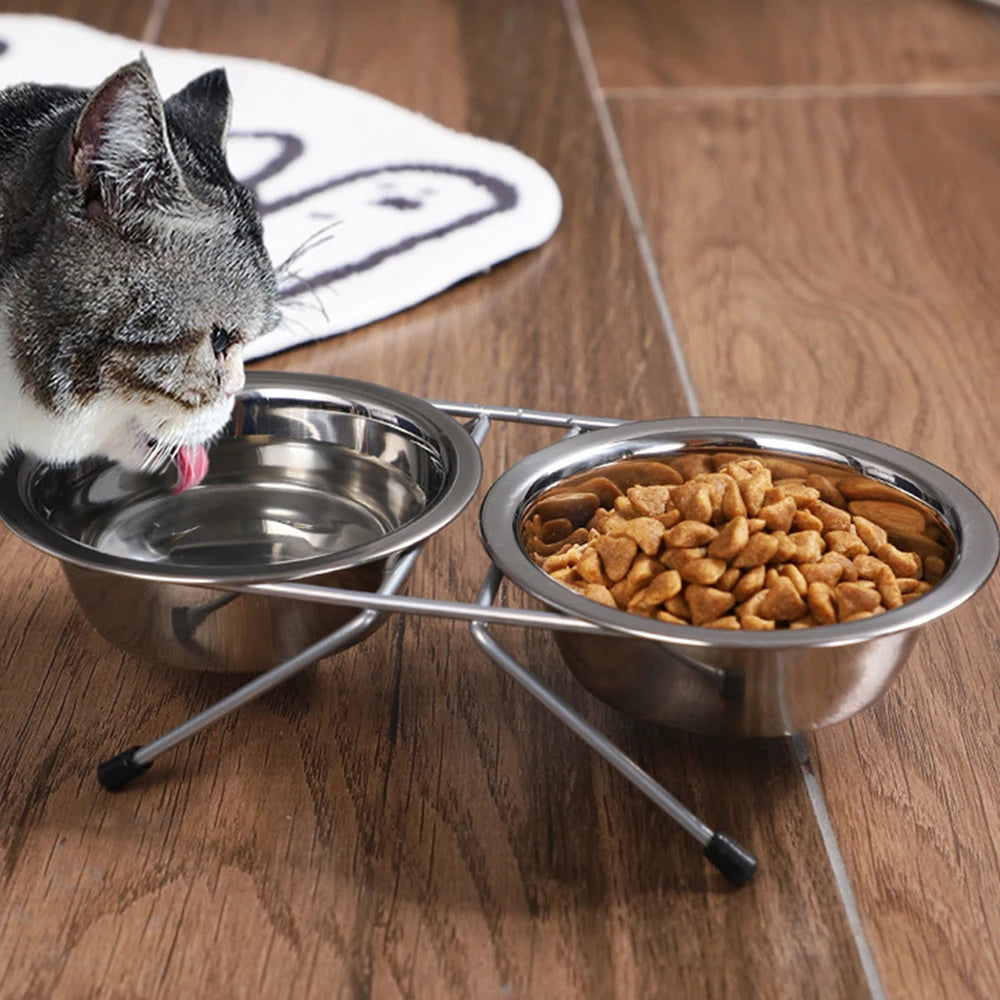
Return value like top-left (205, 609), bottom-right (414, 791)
top-left (275, 221), bottom-right (340, 319)
top-left (138, 430), bottom-right (183, 474)
top-left (274, 220), bottom-right (341, 278)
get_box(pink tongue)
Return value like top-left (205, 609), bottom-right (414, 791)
top-left (173, 443), bottom-right (210, 493)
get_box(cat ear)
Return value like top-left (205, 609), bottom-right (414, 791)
top-left (165, 68), bottom-right (232, 150)
top-left (70, 56), bottom-right (186, 217)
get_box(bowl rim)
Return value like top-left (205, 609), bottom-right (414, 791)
top-left (0, 372), bottom-right (484, 585)
top-left (479, 416), bottom-right (1000, 651)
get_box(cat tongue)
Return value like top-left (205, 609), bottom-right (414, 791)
top-left (173, 443), bottom-right (209, 493)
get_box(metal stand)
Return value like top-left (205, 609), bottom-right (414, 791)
top-left (96, 403), bottom-right (758, 885)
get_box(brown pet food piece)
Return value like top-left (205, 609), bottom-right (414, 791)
top-left (593, 534), bottom-right (638, 583)
top-left (583, 583), bottom-right (617, 608)
top-left (618, 516), bottom-right (666, 555)
top-left (685, 584), bottom-right (737, 626)
top-left (626, 484), bottom-right (673, 516)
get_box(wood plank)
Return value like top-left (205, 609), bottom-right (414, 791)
top-left (0, 0), bottom-right (150, 37)
top-left (579, 0), bottom-right (1000, 88)
top-left (611, 91), bottom-right (1000, 998)
top-left (0, 1), bottom-right (871, 998)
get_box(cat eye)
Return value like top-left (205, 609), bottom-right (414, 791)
top-left (211, 324), bottom-right (236, 357)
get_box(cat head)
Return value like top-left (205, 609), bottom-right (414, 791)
top-left (1, 57), bottom-right (278, 487)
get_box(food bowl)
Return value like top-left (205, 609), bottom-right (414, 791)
top-left (0, 373), bottom-right (482, 673)
top-left (479, 417), bottom-right (998, 737)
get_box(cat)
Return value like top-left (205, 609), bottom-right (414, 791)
top-left (0, 56), bottom-right (278, 491)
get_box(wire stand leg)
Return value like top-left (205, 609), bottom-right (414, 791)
top-left (468, 565), bottom-right (757, 885)
top-left (97, 545), bottom-right (423, 791)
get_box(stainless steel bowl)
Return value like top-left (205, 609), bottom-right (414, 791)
top-left (480, 417), bottom-right (999, 737)
top-left (0, 373), bottom-right (482, 673)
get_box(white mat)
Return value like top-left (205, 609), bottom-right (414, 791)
top-left (0, 15), bottom-right (562, 360)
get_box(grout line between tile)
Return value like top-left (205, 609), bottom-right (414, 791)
top-left (560, 0), bottom-right (702, 417)
top-left (141, 0), bottom-right (172, 44)
top-left (604, 81), bottom-right (1000, 102)
top-left (561, 3), bottom-right (892, 990)
top-left (792, 735), bottom-right (887, 1000)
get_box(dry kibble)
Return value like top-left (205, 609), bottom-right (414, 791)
top-left (805, 499), bottom-right (852, 533)
top-left (671, 482), bottom-right (715, 523)
top-left (874, 542), bottom-right (921, 579)
top-left (764, 482), bottom-right (820, 506)
top-left (806, 582), bottom-right (838, 625)
top-left (733, 564), bottom-right (767, 602)
top-left (876, 574), bottom-right (903, 610)
top-left (806, 474), bottom-right (846, 508)
top-left (771, 531), bottom-right (797, 563)
top-left (758, 496), bottom-right (797, 533)
top-left (661, 546), bottom-right (708, 571)
top-left (738, 470), bottom-right (771, 517)
top-left (792, 508), bottom-right (825, 534)
top-left (625, 553), bottom-right (662, 590)
top-left (619, 516), bottom-right (665, 555)
top-left (613, 495), bottom-right (637, 518)
top-left (704, 615), bottom-right (741, 630)
top-left (822, 550), bottom-right (859, 581)
top-left (731, 532), bottom-right (780, 568)
top-left (708, 516), bottom-right (750, 561)
top-left (901, 581), bottom-right (933, 603)
top-left (656, 509), bottom-right (683, 530)
top-left (626, 484), bottom-right (673, 516)
top-left (852, 515), bottom-right (888, 552)
top-left (549, 566), bottom-right (579, 585)
top-left (758, 576), bottom-right (808, 621)
top-left (685, 585), bottom-right (737, 626)
top-left (680, 557), bottom-right (729, 586)
top-left (542, 544), bottom-right (584, 573)
top-left (583, 583), bottom-right (617, 609)
top-left (788, 530), bottom-right (824, 564)
top-left (530, 453), bottom-right (949, 629)
top-left (645, 569), bottom-right (683, 604)
top-left (924, 555), bottom-right (946, 584)
top-left (834, 581), bottom-right (882, 619)
top-left (721, 478), bottom-right (748, 519)
top-left (790, 615), bottom-right (822, 630)
top-left (662, 519), bottom-right (718, 549)
top-left (664, 593), bottom-right (691, 619)
top-left (799, 561), bottom-right (843, 588)
top-left (593, 535), bottom-right (638, 582)
top-left (824, 530), bottom-right (869, 559)
top-left (576, 547), bottom-right (606, 584)
top-left (656, 610), bottom-right (688, 625)
top-left (781, 564), bottom-right (808, 595)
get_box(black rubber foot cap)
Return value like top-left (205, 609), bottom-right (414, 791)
top-left (97, 747), bottom-right (152, 791)
top-left (704, 831), bottom-right (758, 885)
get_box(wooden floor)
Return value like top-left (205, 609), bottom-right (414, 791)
top-left (2, 1), bottom-right (1000, 997)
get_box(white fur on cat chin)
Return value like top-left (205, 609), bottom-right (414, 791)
top-left (0, 338), bottom-right (235, 472)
